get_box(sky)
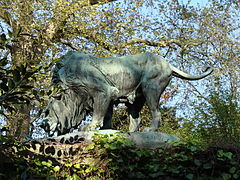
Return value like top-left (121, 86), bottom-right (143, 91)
top-left (182, 0), bottom-right (209, 6)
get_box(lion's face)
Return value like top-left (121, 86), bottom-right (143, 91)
top-left (41, 89), bottom-right (92, 136)
top-left (41, 95), bottom-right (63, 136)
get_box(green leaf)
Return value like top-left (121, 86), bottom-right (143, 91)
top-left (19, 64), bottom-right (26, 75)
top-left (8, 79), bottom-right (15, 90)
top-left (41, 160), bottom-right (52, 167)
top-left (73, 163), bottom-right (81, 169)
top-left (41, 161), bottom-right (47, 166)
top-left (105, 143), bottom-right (117, 150)
top-left (12, 69), bottom-right (21, 82)
top-left (0, 57), bottom-right (8, 66)
top-left (7, 30), bottom-right (13, 38)
top-left (0, 79), bottom-right (8, 92)
top-left (2, 104), bottom-right (15, 112)
top-left (189, 145), bottom-right (197, 152)
top-left (40, 90), bottom-right (45, 96)
top-left (186, 173), bottom-right (194, 180)
top-left (71, 174), bottom-right (81, 180)
top-left (1, 34), bottom-right (7, 41)
top-left (46, 176), bottom-right (55, 180)
top-left (225, 152), bottom-right (233, 160)
top-left (85, 168), bottom-right (92, 173)
top-left (47, 90), bottom-right (52, 96)
top-left (203, 163), bottom-right (212, 169)
top-left (24, 71), bottom-right (34, 79)
top-left (34, 160), bottom-right (41, 166)
top-left (10, 91), bottom-right (26, 96)
top-left (233, 173), bottom-right (239, 179)
top-left (5, 44), bottom-right (12, 50)
top-left (53, 166), bottom-right (60, 172)
top-left (16, 27), bottom-right (22, 37)
top-left (32, 89), bottom-right (38, 95)
top-left (217, 150), bottom-right (233, 160)
top-left (65, 162), bottom-right (72, 167)
top-left (20, 85), bottom-right (34, 89)
top-left (229, 167), bottom-right (236, 174)
top-left (86, 143), bottom-right (95, 150)
top-left (221, 173), bottom-right (231, 180)
top-left (194, 159), bottom-right (201, 166)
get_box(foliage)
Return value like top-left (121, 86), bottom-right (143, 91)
top-left (192, 81), bottom-right (240, 144)
top-left (1, 133), bottom-right (240, 179)
top-left (0, 60), bottom-right (41, 114)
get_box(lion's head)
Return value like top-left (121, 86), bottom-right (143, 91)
top-left (41, 89), bottom-right (93, 136)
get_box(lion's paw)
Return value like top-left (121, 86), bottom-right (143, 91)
top-left (110, 87), bottom-right (119, 98)
top-left (143, 127), bottom-right (157, 132)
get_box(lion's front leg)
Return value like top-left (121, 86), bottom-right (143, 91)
top-left (90, 86), bottom-right (118, 130)
top-left (90, 95), bottom-right (110, 129)
top-left (101, 101), bottom-right (114, 129)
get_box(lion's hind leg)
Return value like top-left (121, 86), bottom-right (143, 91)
top-left (142, 78), bottom-right (171, 132)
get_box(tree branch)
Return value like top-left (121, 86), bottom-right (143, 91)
top-left (186, 81), bottom-right (211, 104)
top-left (60, 40), bottom-right (81, 51)
top-left (75, 28), bottom-right (113, 51)
top-left (61, 36), bottom-right (183, 52)
top-left (89, 0), bottom-right (117, 6)
top-left (119, 38), bottom-right (182, 49)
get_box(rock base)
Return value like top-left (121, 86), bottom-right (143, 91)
top-left (51, 130), bottom-right (180, 149)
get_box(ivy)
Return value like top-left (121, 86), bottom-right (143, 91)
top-left (0, 133), bottom-right (240, 179)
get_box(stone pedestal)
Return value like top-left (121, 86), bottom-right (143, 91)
top-left (0, 130), bottom-right (180, 170)
top-left (52, 130), bottom-right (180, 149)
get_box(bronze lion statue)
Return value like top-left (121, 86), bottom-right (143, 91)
top-left (41, 51), bottom-right (213, 136)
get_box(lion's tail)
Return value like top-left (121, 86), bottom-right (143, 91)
top-left (170, 65), bottom-right (213, 80)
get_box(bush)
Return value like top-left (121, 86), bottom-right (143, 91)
top-left (193, 89), bottom-right (240, 145)
top-left (1, 133), bottom-right (240, 180)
